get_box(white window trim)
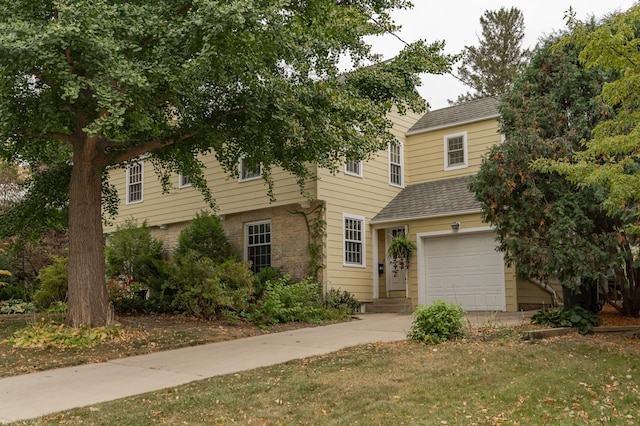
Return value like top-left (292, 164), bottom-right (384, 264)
top-left (343, 213), bottom-right (366, 268)
top-left (238, 158), bottom-right (262, 182)
top-left (344, 160), bottom-right (363, 178)
top-left (444, 131), bottom-right (468, 171)
top-left (388, 142), bottom-right (404, 187)
top-left (178, 174), bottom-right (192, 188)
top-left (244, 220), bottom-right (271, 271)
top-left (126, 162), bottom-right (143, 205)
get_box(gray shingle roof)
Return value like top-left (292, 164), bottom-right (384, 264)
top-left (408, 97), bottom-right (499, 134)
top-left (371, 176), bottom-right (480, 224)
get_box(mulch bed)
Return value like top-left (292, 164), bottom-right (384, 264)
top-left (597, 304), bottom-right (640, 327)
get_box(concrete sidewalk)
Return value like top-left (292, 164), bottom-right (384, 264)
top-left (0, 311), bottom-right (531, 424)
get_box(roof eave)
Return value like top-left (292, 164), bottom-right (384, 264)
top-left (406, 114), bottom-right (500, 136)
top-left (370, 208), bottom-right (482, 225)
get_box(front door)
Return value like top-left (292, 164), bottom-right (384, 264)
top-left (386, 227), bottom-right (407, 292)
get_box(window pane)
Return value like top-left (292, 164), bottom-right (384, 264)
top-left (448, 150), bottom-right (464, 166)
top-left (247, 222), bottom-right (271, 273)
top-left (241, 160), bottom-right (261, 180)
top-left (127, 163), bottom-right (143, 203)
top-left (448, 136), bottom-right (463, 151)
top-left (344, 217), bottom-right (363, 265)
top-left (447, 136), bottom-right (465, 167)
top-left (389, 144), bottom-right (402, 185)
top-left (346, 161), bottom-right (361, 175)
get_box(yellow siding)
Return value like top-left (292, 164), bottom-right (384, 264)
top-left (405, 119), bottom-right (501, 184)
top-left (517, 276), bottom-right (562, 310)
top-left (105, 155), bottom-right (316, 233)
top-left (318, 109), bottom-right (420, 302)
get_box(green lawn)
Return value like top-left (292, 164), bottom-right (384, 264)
top-left (17, 334), bottom-right (640, 425)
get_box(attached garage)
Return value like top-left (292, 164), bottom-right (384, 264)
top-left (419, 230), bottom-right (506, 311)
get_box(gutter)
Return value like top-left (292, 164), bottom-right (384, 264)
top-left (406, 114), bottom-right (500, 136)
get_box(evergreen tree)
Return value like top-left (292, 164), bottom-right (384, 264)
top-left (453, 7), bottom-right (529, 104)
top-left (539, 5), bottom-right (640, 316)
top-left (471, 29), bottom-right (640, 317)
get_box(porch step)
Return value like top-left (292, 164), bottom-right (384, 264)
top-left (364, 298), bottom-right (413, 314)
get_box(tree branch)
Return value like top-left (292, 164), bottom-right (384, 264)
top-left (15, 130), bottom-right (74, 145)
top-left (107, 132), bottom-right (197, 165)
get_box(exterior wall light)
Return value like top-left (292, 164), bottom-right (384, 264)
top-left (451, 222), bottom-right (461, 231)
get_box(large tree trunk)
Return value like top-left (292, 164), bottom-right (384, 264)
top-left (66, 140), bottom-right (109, 327)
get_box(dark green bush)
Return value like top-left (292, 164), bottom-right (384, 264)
top-left (173, 211), bottom-right (234, 264)
top-left (252, 266), bottom-right (284, 302)
top-left (105, 219), bottom-right (168, 295)
top-left (111, 297), bottom-right (174, 315)
top-left (0, 245), bottom-right (27, 301)
top-left (166, 255), bottom-right (253, 320)
top-left (32, 256), bottom-right (68, 310)
top-left (531, 305), bottom-right (600, 334)
top-left (407, 300), bottom-right (466, 344)
top-left (248, 276), bottom-right (330, 325)
top-left (324, 288), bottom-right (361, 314)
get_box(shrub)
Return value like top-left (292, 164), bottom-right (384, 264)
top-left (0, 299), bottom-right (35, 314)
top-left (32, 256), bottom-right (68, 310)
top-left (6, 230), bottom-right (68, 290)
top-left (173, 211), bottom-right (234, 264)
top-left (0, 244), bottom-right (27, 301)
top-left (167, 255), bottom-right (254, 320)
top-left (324, 288), bottom-right (361, 314)
top-left (105, 219), bottom-right (168, 295)
top-left (248, 276), bottom-right (328, 325)
top-left (531, 305), bottom-right (600, 335)
top-left (407, 300), bottom-right (466, 344)
top-left (8, 322), bottom-right (123, 349)
top-left (0, 268), bottom-right (25, 301)
top-left (252, 266), bottom-right (284, 302)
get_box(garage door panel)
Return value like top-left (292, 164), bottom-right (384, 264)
top-left (421, 232), bottom-right (505, 311)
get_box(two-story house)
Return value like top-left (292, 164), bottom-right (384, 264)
top-left (106, 97), bottom-right (557, 312)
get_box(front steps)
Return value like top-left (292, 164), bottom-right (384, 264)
top-left (363, 298), bottom-right (413, 314)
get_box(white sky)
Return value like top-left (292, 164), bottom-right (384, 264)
top-left (367, 1), bottom-right (638, 109)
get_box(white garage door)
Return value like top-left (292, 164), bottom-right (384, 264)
top-left (420, 232), bottom-right (505, 311)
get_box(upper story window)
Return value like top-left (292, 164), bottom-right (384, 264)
top-left (345, 160), bottom-right (363, 178)
top-left (343, 213), bottom-right (365, 267)
top-left (126, 162), bottom-right (143, 204)
top-left (179, 174), bottom-right (191, 188)
top-left (246, 220), bottom-right (271, 273)
top-left (389, 142), bottom-right (403, 187)
top-left (239, 158), bottom-right (262, 181)
top-left (444, 131), bottom-right (468, 171)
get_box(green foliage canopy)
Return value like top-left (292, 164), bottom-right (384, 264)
top-left (0, 0), bottom-right (455, 215)
top-left (537, 5), bottom-right (640, 217)
top-left (0, 0), bottom-right (456, 326)
top-left (470, 33), bottom-right (619, 288)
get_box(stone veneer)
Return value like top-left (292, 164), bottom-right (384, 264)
top-left (148, 202), bottom-right (323, 282)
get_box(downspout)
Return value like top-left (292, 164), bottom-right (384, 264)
top-left (528, 277), bottom-right (561, 307)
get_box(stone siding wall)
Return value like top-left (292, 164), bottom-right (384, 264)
top-left (148, 221), bottom-right (190, 257)
top-left (224, 202), bottom-right (321, 282)
top-left (148, 202), bottom-right (323, 282)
